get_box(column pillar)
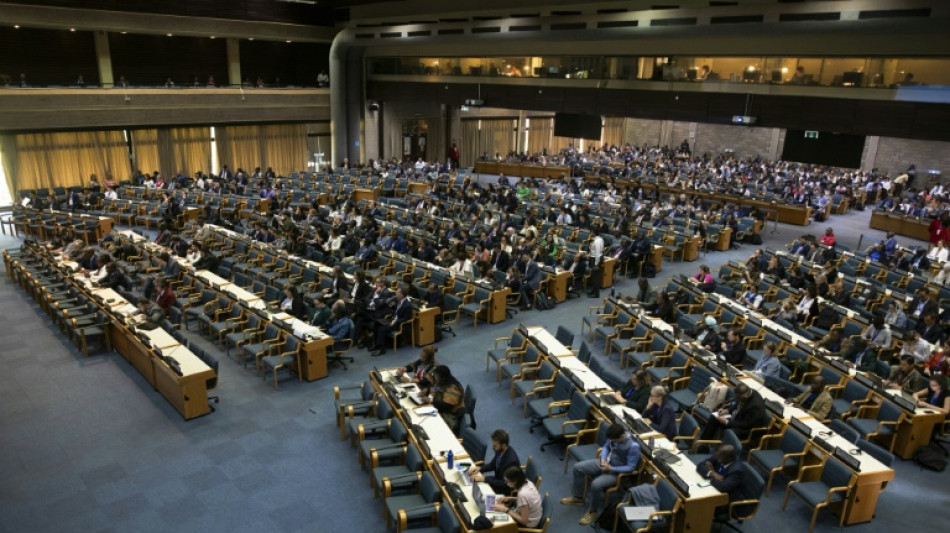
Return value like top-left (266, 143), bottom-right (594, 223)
top-left (93, 31), bottom-right (114, 88)
top-left (226, 39), bottom-right (241, 87)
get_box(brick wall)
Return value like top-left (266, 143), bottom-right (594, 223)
top-left (623, 117), bottom-right (662, 147)
top-left (693, 123), bottom-right (779, 159)
top-left (868, 136), bottom-right (950, 181)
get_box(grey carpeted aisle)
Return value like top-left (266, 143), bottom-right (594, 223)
top-left (1, 208), bottom-right (945, 533)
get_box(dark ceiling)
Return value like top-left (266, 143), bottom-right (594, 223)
top-left (0, 0), bottom-right (397, 26)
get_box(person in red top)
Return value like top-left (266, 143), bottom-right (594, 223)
top-left (154, 279), bottom-right (176, 314)
top-left (818, 227), bottom-right (836, 247)
top-left (929, 218), bottom-right (944, 249)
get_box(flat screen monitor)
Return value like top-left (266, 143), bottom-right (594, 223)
top-left (554, 113), bottom-right (603, 141)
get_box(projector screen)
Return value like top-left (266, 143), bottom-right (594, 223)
top-left (554, 113), bottom-right (602, 141)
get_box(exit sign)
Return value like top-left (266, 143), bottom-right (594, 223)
top-left (804, 131), bottom-right (819, 139)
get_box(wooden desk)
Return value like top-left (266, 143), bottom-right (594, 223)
top-left (487, 288), bottom-right (511, 324)
top-left (715, 227), bottom-right (732, 251)
top-left (682, 235), bottom-right (701, 261)
top-left (600, 257), bottom-right (617, 288)
top-left (869, 210), bottom-right (931, 242)
top-left (354, 187), bottom-right (380, 204)
top-left (650, 245), bottom-right (665, 274)
top-left (407, 182), bottom-right (428, 195)
top-left (300, 336), bottom-right (333, 382)
top-left (474, 161), bottom-right (569, 179)
top-left (413, 306), bottom-right (440, 346)
top-left (547, 270), bottom-right (569, 303)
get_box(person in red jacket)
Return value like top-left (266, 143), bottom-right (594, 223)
top-left (818, 227), bottom-right (836, 247)
top-left (154, 279), bottom-right (176, 314)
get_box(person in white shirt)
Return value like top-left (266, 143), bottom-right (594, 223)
top-left (901, 331), bottom-right (933, 364)
top-left (927, 241), bottom-right (949, 263)
top-left (104, 187), bottom-right (118, 200)
top-left (448, 253), bottom-right (474, 278)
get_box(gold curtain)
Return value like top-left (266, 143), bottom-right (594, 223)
top-left (216, 125), bottom-right (262, 173)
top-left (261, 124), bottom-right (308, 176)
top-left (11, 130), bottom-right (130, 193)
top-left (459, 120), bottom-right (480, 167)
top-left (130, 129), bottom-right (160, 176)
top-left (423, 118), bottom-right (445, 164)
top-left (0, 135), bottom-right (19, 200)
top-left (481, 119), bottom-right (516, 159)
top-left (552, 133), bottom-right (578, 153)
top-left (169, 127), bottom-right (212, 177)
top-left (527, 117), bottom-right (553, 155)
top-left (602, 117), bottom-right (625, 146)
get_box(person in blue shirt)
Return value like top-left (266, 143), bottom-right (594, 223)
top-left (883, 232), bottom-right (898, 259)
top-left (751, 342), bottom-right (783, 380)
top-left (561, 423), bottom-right (641, 525)
top-left (326, 307), bottom-right (354, 351)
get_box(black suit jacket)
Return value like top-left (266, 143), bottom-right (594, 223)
top-left (727, 391), bottom-right (766, 440)
top-left (481, 446), bottom-right (520, 480)
top-left (696, 459), bottom-right (753, 505)
top-left (908, 298), bottom-right (938, 319)
top-left (392, 298), bottom-right (413, 325)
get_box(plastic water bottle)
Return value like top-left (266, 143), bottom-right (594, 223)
top-left (447, 449), bottom-right (454, 470)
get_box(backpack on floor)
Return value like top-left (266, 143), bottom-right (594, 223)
top-left (535, 292), bottom-right (554, 311)
top-left (642, 261), bottom-right (657, 278)
top-left (745, 232), bottom-right (763, 245)
top-left (914, 442), bottom-right (948, 472)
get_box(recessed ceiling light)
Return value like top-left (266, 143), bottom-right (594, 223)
top-left (286, 40), bottom-right (292, 43)
top-left (210, 35), bottom-right (216, 39)
top-left (166, 33), bottom-right (173, 37)
top-left (70, 28), bottom-right (76, 32)
top-left (14, 24), bottom-right (20, 29)
top-left (121, 31), bottom-right (127, 34)
top-left (248, 37), bottom-right (254, 41)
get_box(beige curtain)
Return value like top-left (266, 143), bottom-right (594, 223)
top-left (527, 117), bottom-right (554, 155)
top-left (552, 134), bottom-right (577, 153)
top-left (10, 130), bottom-right (130, 193)
top-left (459, 120), bottom-right (480, 167)
top-left (602, 117), bottom-right (625, 147)
top-left (424, 118), bottom-right (445, 163)
top-left (216, 125), bottom-right (261, 173)
top-left (130, 129), bottom-right (160, 176)
top-left (0, 135), bottom-right (18, 199)
top-left (167, 127), bottom-right (212, 177)
top-left (262, 124), bottom-right (308, 176)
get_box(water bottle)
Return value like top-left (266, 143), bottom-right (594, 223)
top-left (447, 449), bottom-right (454, 470)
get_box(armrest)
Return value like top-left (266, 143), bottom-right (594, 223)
top-left (671, 376), bottom-right (690, 390)
top-left (382, 471), bottom-right (421, 498)
top-left (493, 335), bottom-right (511, 349)
top-left (524, 385), bottom-right (553, 400)
top-left (793, 463), bottom-right (824, 482)
top-left (548, 401), bottom-right (571, 416)
top-left (397, 503), bottom-right (440, 533)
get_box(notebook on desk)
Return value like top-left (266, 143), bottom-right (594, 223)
top-left (408, 391), bottom-right (427, 405)
top-left (623, 506), bottom-right (657, 522)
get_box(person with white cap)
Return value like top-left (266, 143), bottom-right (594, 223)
top-left (695, 315), bottom-right (721, 351)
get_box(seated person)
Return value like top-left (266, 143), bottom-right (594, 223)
top-left (627, 278), bottom-right (658, 307)
top-left (371, 286), bottom-right (412, 356)
top-left (814, 329), bottom-right (845, 356)
top-left (468, 429), bottom-right (520, 494)
top-left (698, 383), bottom-right (766, 443)
top-left (154, 279), bottom-right (175, 314)
top-left (862, 316), bottom-right (892, 351)
top-left (395, 345), bottom-right (438, 387)
top-left (695, 316), bottom-right (721, 351)
top-left (423, 283), bottom-right (444, 309)
top-left (789, 376), bottom-right (833, 420)
top-left (915, 375), bottom-right (950, 415)
top-left (751, 343), bottom-right (783, 380)
top-left (561, 423), bottom-right (641, 526)
top-left (310, 296), bottom-right (331, 326)
top-left (719, 329), bottom-right (747, 367)
top-left (741, 286), bottom-right (764, 310)
top-left (420, 365), bottom-right (465, 434)
top-left (840, 337), bottom-right (877, 373)
top-left (493, 466), bottom-right (543, 528)
top-left (696, 445), bottom-right (756, 515)
top-left (136, 297), bottom-right (165, 325)
top-left (642, 386), bottom-right (676, 440)
top-left (690, 264), bottom-right (716, 292)
top-left (613, 369), bottom-right (651, 413)
top-left (651, 292), bottom-right (677, 324)
top-left (279, 285), bottom-right (306, 318)
top-left (326, 307), bottom-right (355, 351)
top-left (885, 355), bottom-right (927, 394)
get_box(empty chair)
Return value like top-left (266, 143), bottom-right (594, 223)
top-left (846, 400), bottom-right (904, 452)
top-left (381, 470), bottom-right (441, 530)
top-left (260, 335), bottom-right (302, 389)
top-left (829, 419), bottom-right (860, 444)
top-left (782, 455), bottom-right (855, 533)
top-left (749, 426), bottom-right (810, 495)
top-left (539, 389), bottom-right (590, 452)
top-left (856, 437), bottom-right (894, 467)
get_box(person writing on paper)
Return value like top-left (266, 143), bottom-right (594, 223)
top-left (422, 365), bottom-right (465, 434)
top-left (469, 429), bottom-right (520, 494)
top-left (788, 376), bottom-right (833, 420)
top-left (696, 445), bottom-right (753, 509)
top-left (492, 466), bottom-right (542, 528)
top-left (561, 423), bottom-right (641, 525)
top-left (642, 386), bottom-right (677, 440)
top-left (885, 355), bottom-right (927, 394)
top-left (915, 375), bottom-right (950, 415)
top-left (698, 383), bottom-right (765, 444)
top-left (613, 369), bottom-right (651, 412)
top-left (395, 346), bottom-right (438, 388)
